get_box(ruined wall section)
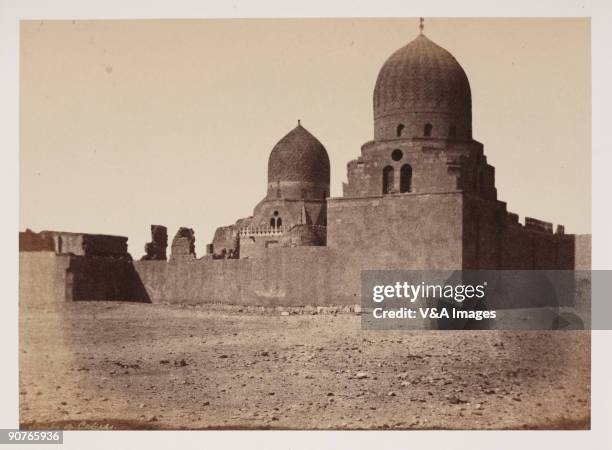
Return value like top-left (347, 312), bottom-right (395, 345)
top-left (19, 229), bottom-right (55, 252)
top-left (19, 229), bottom-right (129, 258)
top-left (141, 225), bottom-right (168, 260)
top-left (169, 228), bottom-right (196, 261)
top-left (210, 223), bottom-right (241, 257)
top-left (462, 195), bottom-right (581, 270)
top-left (19, 229), bottom-right (148, 306)
top-left (19, 252), bottom-right (150, 307)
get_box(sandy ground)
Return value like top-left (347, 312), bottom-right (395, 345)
top-left (19, 301), bottom-right (590, 430)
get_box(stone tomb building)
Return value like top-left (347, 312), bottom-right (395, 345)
top-left (206, 31), bottom-right (585, 271)
top-left (20, 29), bottom-right (590, 307)
top-left (209, 121), bottom-right (329, 259)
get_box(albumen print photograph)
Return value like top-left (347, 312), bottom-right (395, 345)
top-left (18, 17), bottom-right (591, 431)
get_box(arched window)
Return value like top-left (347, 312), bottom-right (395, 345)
top-left (400, 164), bottom-right (412, 193)
top-left (382, 166), bottom-right (394, 194)
top-left (424, 123), bottom-right (433, 137)
top-left (449, 125), bottom-right (457, 138)
top-left (270, 211), bottom-right (282, 228)
top-left (396, 123), bottom-right (405, 137)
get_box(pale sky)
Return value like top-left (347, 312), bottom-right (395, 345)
top-left (20, 18), bottom-right (591, 257)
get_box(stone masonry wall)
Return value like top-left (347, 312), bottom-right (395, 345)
top-left (462, 195), bottom-right (582, 270)
top-left (134, 247), bottom-right (336, 306)
top-left (326, 192), bottom-right (464, 269)
top-left (133, 246), bottom-right (440, 307)
top-left (22, 231), bottom-right (589, 309)
top-left (20, 197), bottom-right (590, 309)
top-left (67, 256), bottom-right (149, 302)
top-left (19, 230), bottom-right (129, 258)
top-left (20, 252), bottom-right (71, 309)
top-left (19, 252), bottom-right (149, 307)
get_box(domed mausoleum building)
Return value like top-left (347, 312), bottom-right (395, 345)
top-left (210, 122), bottom-right (329, 258)
top-left (207, 23), bottom-right (580, 273)
top-left (20, 21), bottom-right (589, 309)
top-left (343, 28), bottom-right (495, 201)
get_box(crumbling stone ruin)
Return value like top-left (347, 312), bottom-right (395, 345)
top-left (19, 229), bottom-right (148, 304)
top-left (170, 227), bottom-right (196, 261)
top-left (141, 225), bottom-right (168, 261)
top-left (19, 229), bottom-right (129, 259)
top-left (19, 229), bottom-right (55, 252)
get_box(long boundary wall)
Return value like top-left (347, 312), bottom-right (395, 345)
top-left (134, 247), bottom-right (342, 306)
top-left (20, 228), bottom-right (591, 309)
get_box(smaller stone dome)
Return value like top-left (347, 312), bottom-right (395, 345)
top-left (268, 123), bottom-right (330, 186)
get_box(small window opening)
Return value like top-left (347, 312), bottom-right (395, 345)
top-left (396, 123), bottom-right (405, 137)
top-left (382, 166), bottom-right (394, 194)
top-left (400, 164), bottom-right (412, 193)
top-left (271, 211), bottom-right (282, 228)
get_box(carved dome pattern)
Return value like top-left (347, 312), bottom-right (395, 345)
top-left (373, 34), bottom-right (472, 120)
top-left (267, 124), bottom-right (330, 185)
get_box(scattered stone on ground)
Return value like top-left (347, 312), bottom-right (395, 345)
top-left (19, 302), bottom-right (590, 430)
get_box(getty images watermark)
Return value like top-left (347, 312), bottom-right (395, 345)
top-left (371, 279), bottom-right (494, 321)
top-left (361, 270), bottom-right (597, 331)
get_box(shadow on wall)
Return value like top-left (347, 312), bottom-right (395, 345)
top-left (68, 256), bottom-right (150, 303)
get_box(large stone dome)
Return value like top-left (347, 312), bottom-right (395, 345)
top-left (267, 123), bottom-right (330, 200)
top-left (373, 33), bottom-right (472, 141)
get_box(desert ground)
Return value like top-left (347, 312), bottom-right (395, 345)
top-left (19, 301), bottom-right (590, 430)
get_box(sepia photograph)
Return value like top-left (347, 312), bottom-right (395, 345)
top-left (7, 6), bottom-right (606, 446)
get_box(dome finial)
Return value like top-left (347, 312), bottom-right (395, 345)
top-left (419, 17), bottom-right (424, 35)
top-left (298, 119), bottom-right (301, 126)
